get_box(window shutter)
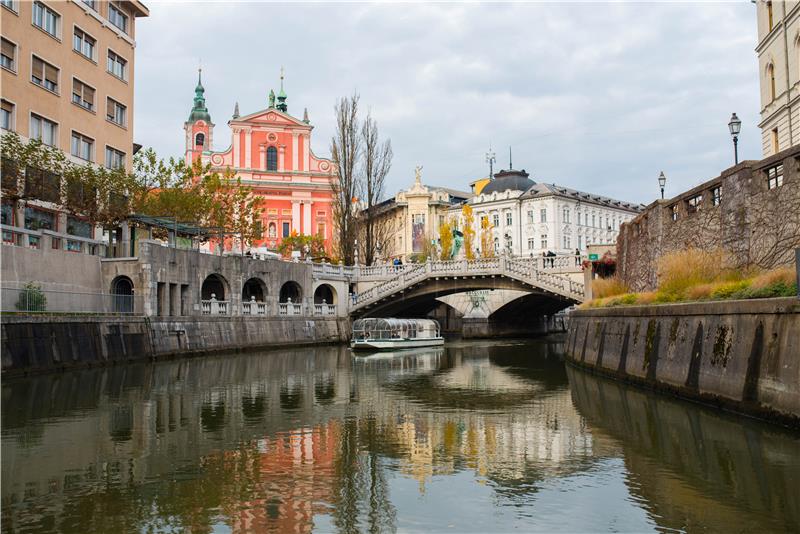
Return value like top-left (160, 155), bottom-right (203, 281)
top-left (85, 84), bottom-right (94, 106)
top-left (1, 39), bottom-right (13, 59)
top-left (45, 63), bottom-right (58, 85)
top-left (32, 56), bottom-right (44, 78)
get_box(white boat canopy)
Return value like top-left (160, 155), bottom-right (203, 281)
top-left (352, 318), bottom-right (441, 340)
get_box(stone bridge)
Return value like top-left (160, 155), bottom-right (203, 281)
top-left (350, 256), bottom-right (585, 317)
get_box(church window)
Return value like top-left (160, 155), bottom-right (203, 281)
top-left (317, 222), bottom-right (326, 237)
top-left (282, 221), bottom-right (290, 237)
top-left (195, 133), bottom-right (205, 147)
top-left (267, 146), bottom-right (278, 171)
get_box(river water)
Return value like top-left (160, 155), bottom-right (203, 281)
top-left (2, 338), bottom-right (798, 533)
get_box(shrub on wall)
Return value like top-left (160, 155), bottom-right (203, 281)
top-left (15, 282), bottom-right (47, 312)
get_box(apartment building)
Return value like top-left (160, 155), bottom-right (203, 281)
top-left (1, 0), bottom-right (148, 169)
top-left (1, 0), bottom-right (147, 252)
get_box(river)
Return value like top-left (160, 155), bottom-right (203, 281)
top-left (2, 337), bottom-right (798, 533)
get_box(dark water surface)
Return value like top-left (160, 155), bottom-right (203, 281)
top-left (2, 338), bottom-right (798, 533)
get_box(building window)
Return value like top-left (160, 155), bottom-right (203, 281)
top-left (32, 2), bottom-right (60, 38)
top-left (768, 64), bottom-right (776, 101)
top-left (540, 209), bottom-right (547, 223)
top-left (527, 210), bottom-right (534, 224)
top-left (687, 194), bottom-right (703, 214)
top-left (1, 0), bottom-right (16, 13)
top-left (767, 1), bottom-right (773, 31)
top-left (605, 216), bottom-right (609, 230)
top-left (591, 214), bottom-right (596, 227)
top-left (282, 221), bottom-right (290, 238)
top-left (71, 131), bottom-right (93, 161)
top-left (106, 97), bottom-right (126, 126)
top-left (105, 146), bottom-right (125, 169)
top-left (1, 37), bottom-right (15, 72)
top-left (577, 235), bottom-right (582, 249)
top-left (31, 56), bottom-right (59, 93)
top-left (505, 211), bottom-right (512, 226)
top-left (527, 238), bottom-right (535, 250)
top-left (711, 187), bottom-right (721, 206)
top-left (670, 204), bottom-right (678, 221)
top-left (0, 100), bottom-right (13, 131)
top-left (766, 164), bottom-right (784, 189)
top-left (266, 146), bottom-right (278, 171)
top-left (66, 216), bottom-right (92, 237)
top-left (24, 167), bottom-right (61, 203)
top-left (771, 128), bottom-right (779, 153)
top-left (563, 235), bottom-right (571, 249)
top-left (108, 4), bottom-right (128, 33)
top-left (317, 222), bottom-right (325, 237)
top-left (72, 79), bottom-right (95, 111)
top-left (73, 28), bottom-right (96, 60)
top-left (540, 235), bottom-right (547, 249)
top-left (81, 0), bottom-right (95, 10)
top-left (30, 113), bottom-right (58, 146)
top-left (492, 213), bottom-right (499, 228)
top-left (24, 207), bottom-right (56, 231)
top-left (107, 50), bottom-right (127, 80)
top-left (563, 208), bottom-right (570, 223)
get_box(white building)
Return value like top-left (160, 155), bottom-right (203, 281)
top-left (448, 169), bottom-right (642, 257)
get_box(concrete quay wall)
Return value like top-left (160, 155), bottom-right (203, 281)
top-left (565, 297), bottom-right (800, 427)
top-left (1, 315), bottom-right (350, 375)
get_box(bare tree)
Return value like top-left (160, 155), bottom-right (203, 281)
top-left (359, 111), bottom-right (393, 265)
top-left (330, 94), bottom-right (361, 264)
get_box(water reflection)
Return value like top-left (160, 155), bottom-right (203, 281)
top-left (1, 339), bottom-right (798, 533)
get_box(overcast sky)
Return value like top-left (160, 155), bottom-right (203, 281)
top-left (134, 1), bottom-right (760, 205)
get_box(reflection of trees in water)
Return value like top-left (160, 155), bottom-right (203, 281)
top-left (279, 384), bottom-right (303, 410)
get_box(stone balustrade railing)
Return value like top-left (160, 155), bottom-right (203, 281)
top-left (241, 301), bottom-right (267, 315)
top-left (201, 299), bottom-right (229, 315)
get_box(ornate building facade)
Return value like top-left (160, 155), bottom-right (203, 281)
top-left (756, 0), bottom-right (800, 156)
top-left (184, 71), bottom-right (336, 252)
top-left (448, 168), bottom-right (642, 257)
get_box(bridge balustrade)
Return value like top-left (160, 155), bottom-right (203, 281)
top-left (202, 299), bottom-right (229, 315)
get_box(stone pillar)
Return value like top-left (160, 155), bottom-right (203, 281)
top-left (120, 221), bottom-right (131, 258)
top-left (303, 201), bottom-right (312, 235)
top-left (232, 128), bottom-right (240, 167)
top-left (292, 201), bottom-right (300, 233)
top-left (244, 128), bottom-right (252, 168)
top-left (583, 264), bottom-right (593, 301)
top-left (303, 134), bottom-right (310, 171)
top-left (292, 133), bottom-right (299, 170)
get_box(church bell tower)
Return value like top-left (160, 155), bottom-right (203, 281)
top-left (184, 68), bottom-right (214, 163)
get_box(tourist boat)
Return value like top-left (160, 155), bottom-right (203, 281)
top-left (350, 318), bottom-right (444, 351)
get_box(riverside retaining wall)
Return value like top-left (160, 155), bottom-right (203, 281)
top-left (565, 297), bottom-right (800, 426)
top-left (1, 315), bottom-right (350, 375)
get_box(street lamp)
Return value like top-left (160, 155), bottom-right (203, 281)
top-left (658, 171), bottom-right (667, 200)
top-left (728, 112), bottom-right (741, 165)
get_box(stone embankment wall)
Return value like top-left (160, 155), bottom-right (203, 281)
top-left (616, 145), bottom-right (800, 292)
top-left (1, 315), bottom-right (350, 375)
top-left (565, 297), bottom-right (800, 426)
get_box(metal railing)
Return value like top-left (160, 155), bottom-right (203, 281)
top-left (1, 286), bottom-right (140, 314)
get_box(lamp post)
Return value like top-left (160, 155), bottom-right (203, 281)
top-left (658, 171), bottom-right (666, 200)
top-left (728, 112), bottom-right (741, 165)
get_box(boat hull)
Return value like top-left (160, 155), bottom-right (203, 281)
top-left (350, 338), bottom-right (445, 351)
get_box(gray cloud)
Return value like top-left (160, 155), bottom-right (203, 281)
top-left (134, 1), bottom-right (760, 204)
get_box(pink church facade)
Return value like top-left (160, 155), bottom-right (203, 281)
top-left (183, 71), bottom-right (336, 253)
